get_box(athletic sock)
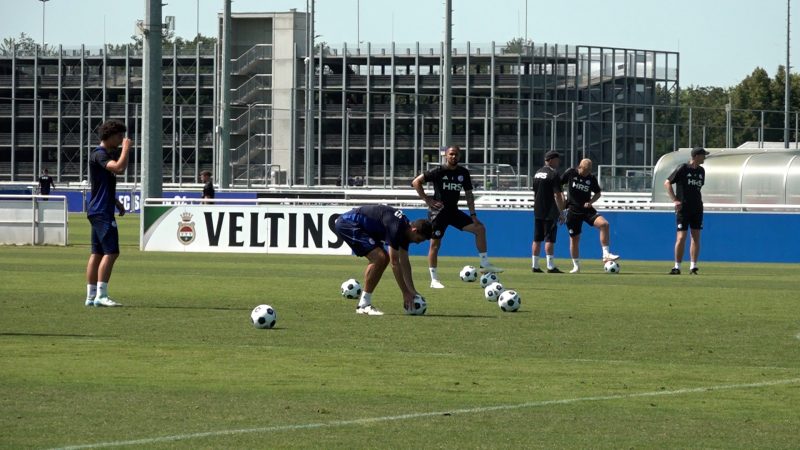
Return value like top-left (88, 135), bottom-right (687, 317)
top-left (690, 261), bottom-right (698, 270)
top-left (96, 281), bottom-right (108, 299)
top-left (546, 255), bottom-right (555, 270)
top-left (572, 258), bottom-right (580, 270)
top-left (479, 252), bottom-right (489, 266)
top-left (429, 267), bottom-right (438, 281)
top-left (358, 292), bottom-right (372, 308)
top-left (532, 255), bottom-right (540, 269)
top-left (87, 284), bottom-right (97, 300)
top-left (602, 245), bottom-right (610, 256)
top-left (674, 262), bottom-right (681, 270)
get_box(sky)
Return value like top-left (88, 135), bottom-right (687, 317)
top-left (0, 0), bottom-right (795, 88)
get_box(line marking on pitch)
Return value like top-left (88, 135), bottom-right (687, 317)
top-left (52, 377), bottom-right (800, 450)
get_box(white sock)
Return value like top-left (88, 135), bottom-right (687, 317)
top-left (429, 267), bottom-right (438, 281)
top-left (87, 284), bottom-right (97, 300)
top-left (479, 252), bottom-right (489, 266)
top-left (602, 246), bottom-right (610, 256)
top-left (674, 262), bottom-right (681, 269)
top-left (96, 281), bottom-right (108, 299)
top-left (546, 255), bottom-right (555, 270)
top-left (532, 255), bottom-right (540, 269)
top-left (690, 261), bottom-right (698, 270)
top-left (358, 291), bottom-right (372, 308)
top-left (572, 259), bottom-right (580, 269)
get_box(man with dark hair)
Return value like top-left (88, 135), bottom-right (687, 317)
top-left (38, 168), bottom-right (56, 197)
top-left (85, 119), bottom-right (130, 307)
top-left (561, 158), bottom-right (620, 273)
top-left (531, 150), bottom-right (566, 273)
top-left (334, 205), bottom-right (433, 315)
top-left (665, 147), bottom-right (709, 275)
top-left (200, 170), bottom-right (215, 202)
top-left (411, 145), bottom-right (502, 289)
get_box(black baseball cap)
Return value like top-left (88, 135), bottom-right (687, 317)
top-left (691, 147), bottom-right (710, 157)
top-left (545, 150), bottom-right (561, 161)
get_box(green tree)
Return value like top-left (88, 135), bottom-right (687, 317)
top-left (504, 37), bottom-right (533, 55)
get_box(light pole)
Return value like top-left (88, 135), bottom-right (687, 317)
top-left (39, 0), bottom-right (50, 51)
top-left (543, 111), bottom-right (568, 152)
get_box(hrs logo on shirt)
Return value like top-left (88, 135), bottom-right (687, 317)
top-left (571, 180), bottom-right (591, 192)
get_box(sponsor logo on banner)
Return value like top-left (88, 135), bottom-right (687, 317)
top-left (177, 212), bottom-right (196, 245)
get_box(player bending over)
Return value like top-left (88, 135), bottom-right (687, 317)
top-left (334, 205), bottom-right (433, 315)
top-left (412, 145), bottom-right (503, 289)
top-left (561, 158), bottom-right (620, 273)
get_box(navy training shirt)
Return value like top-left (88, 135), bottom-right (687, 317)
top-left (348, 205), bottom-right (411, 250)
top-left (87, 146), bottom-right (117, 217)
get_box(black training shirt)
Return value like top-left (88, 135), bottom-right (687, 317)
top-left (422, 165), bottom-right (473, 210)
top-left (562, 168), bottom-right (601, 213)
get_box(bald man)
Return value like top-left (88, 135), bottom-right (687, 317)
top-left (560, 159), bottom-right (620, 273)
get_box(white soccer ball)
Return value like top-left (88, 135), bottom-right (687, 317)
top-left (497, 290), bottom-right (521, 312)
top-left (603, 260), bottom-right (620, 274)
top-left (251, 304), bottom-right (277, 329)
top-left (460, 265), bottom-right (478, 282)
top-left (405, 294), bottom-right (427, 315)
top-left (484, 282), bottom-right (505, 301)
top-left (341, 278), bottom-right (362, 299)
top-left (479, 272), bottom-right (499, 288)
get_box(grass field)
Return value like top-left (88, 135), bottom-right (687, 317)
top-left (1, 213), bottom-right (799, 449)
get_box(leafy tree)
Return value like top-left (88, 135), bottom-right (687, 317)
top-left (504, 37), bottom-right (533, 55)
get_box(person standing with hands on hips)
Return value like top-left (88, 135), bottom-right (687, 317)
top-left (412, 145), bottom-right (503, 289)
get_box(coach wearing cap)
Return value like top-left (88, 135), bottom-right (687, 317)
top-left (530, 150), bottom-right (566, 273)
top-left (665, 147), bottom-right (710, 275)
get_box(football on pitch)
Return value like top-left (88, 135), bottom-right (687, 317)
top-left (497, 290), bottom-right (521, 312)
top-left (251, 304), bottom-right (277, 329)
top-left (484, 282), bottom-right (505, 301)
top-left (341, 278), bottom-right (362, 299)
top-left (479, 272), bottom-right (499, 288)
top-left (603, 260), bottom-right (621, 274)
top-left (460, 265), bottom-right (478, 282)
top-left (405, 294), bottom-right (427, 315)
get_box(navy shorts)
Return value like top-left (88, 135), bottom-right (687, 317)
top-left (89, 215), bottom-right (120, 255)
top-left (334, 214), bottom-right (381, 257)
top-left (676, 209), bottom-right (703, 231)
top-left (566, 208), bottom-right (599, 237)
top-left (533, 218), bottom-right (558, 243)
top-left (429, 208), bottom-right (472, 240)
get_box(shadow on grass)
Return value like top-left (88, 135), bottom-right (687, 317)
top-left (0, 332), bottom-right (112, 338)
top-left (129, 305), bottom-right (250, 312)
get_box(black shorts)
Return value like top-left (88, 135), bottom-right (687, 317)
top-left (429, 207), bottom-right (472, 240)
top-left (334, 214), bottom-right (381, 257)
top-left (533, 218), bottom-right (558, 243)
top-left (566, 208), bottom-right (598, 237)
top-left (89, 215), bottom-right (120, 255)
top-left (676, 208), bottom-right (703, 231)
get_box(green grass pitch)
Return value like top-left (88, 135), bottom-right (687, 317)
top-left (1, 214), bottom-right (799, 448)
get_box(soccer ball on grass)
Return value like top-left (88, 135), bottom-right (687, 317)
top-left (497, 290), bottom-right (521, 312)
top-left (341, 278), bottom-right (362, 299)
top-left (460, 265), bottom-right (478, 282)
top-left (479, 272), bottom-right (499, 288)
top-left (251, 304), bottom-right (277, 329)
top-left (484, 282), bottom-right (505, 301)
top-left (603, 260), bottom-right (620, 274)
top-left (405, 294), bottom-right (427, 316)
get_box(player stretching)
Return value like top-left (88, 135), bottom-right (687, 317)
top-left (334, 205), bottom-right (433, 315)
top-left (561, 158), bottom-right (619, 273)
top-left (665, 147), bottom-right (709, 275)
top-left (412, 145), bottom-right (503, 289)
top-left (85, 120), bottom-right (130, 307)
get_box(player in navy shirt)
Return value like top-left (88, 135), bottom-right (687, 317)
top-left (38, 168), bottom-right (56, 196)
top-left (335, 205), bottom-right (433, 315)
top-left (665, 147), bottom-right (709, 275)
top-left (561, 158), bottom-right (620, 273)
top-left (412, 145), bottom-right (503, 289)
top-left (84, 120), bottom-right (130, 307)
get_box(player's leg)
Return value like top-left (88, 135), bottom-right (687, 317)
top-left (671, 212), bottom-right (689, 274)
top-left (428, 238), bottom-right (445, 288)
top-left (94, 217), bottom-right (122, 306)
top-left (591, 215), bottom-right (619, 261)
top-left (460, 212), bottom-right (503, 273)
top-left (531, 219), bottom-right (544, 272)
top-left (544, 220), bottom-right (561, 272)
top-left (85, 254), bottom-right (101, 306)
top-left (566, 213), bottom-right (582, 273)
top-left (689, 228), bottom-right (701, 274)
top-left (358, 247), bottom-right (389, 315)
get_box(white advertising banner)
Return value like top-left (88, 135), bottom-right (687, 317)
top-left (142, 204), bottom-right (351, 254)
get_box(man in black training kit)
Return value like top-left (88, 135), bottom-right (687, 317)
top-left (335, 205), bottom-right (433, 316)
top-left (561, 158), bottom-right (620, 273)
top-left (531, 150), bottom-right (566, 273)
top-left (665, 147), bottom-right (709, 275)
top-left (38, 168), bottom-right (56, 197)
top-left (412, 145), bottom-right (503, 289)
top-left (85, 120), bottom-right (130, 307)
top-left (200, 170), bottom-right (215, 202)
